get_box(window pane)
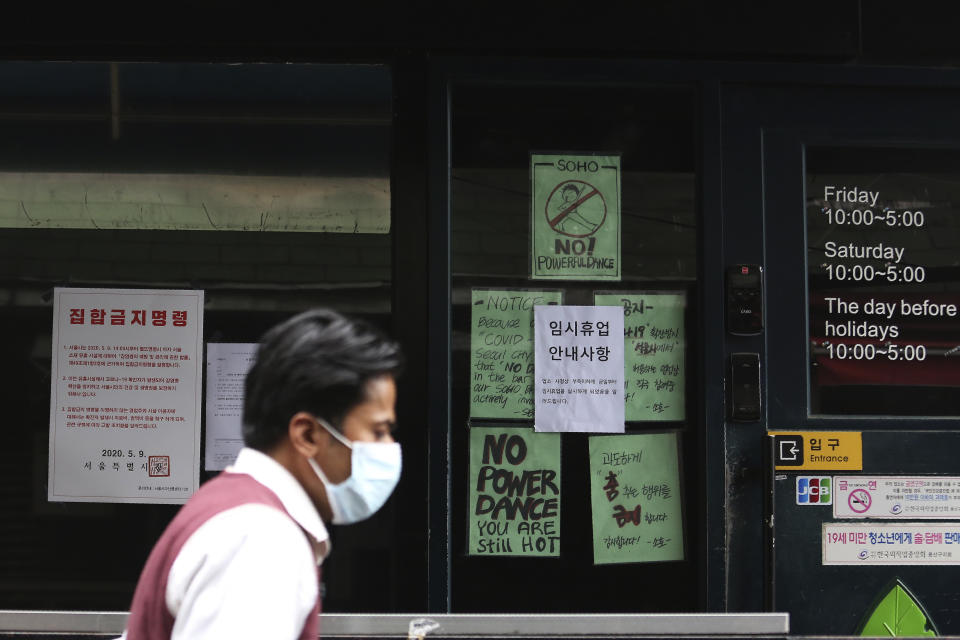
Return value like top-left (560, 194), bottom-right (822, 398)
top-left (450, 84), bottom-right (699, 612)
top-left (807, 146), bottom-right (960, 416)
top-left (0, 62), bottom-right (400, 611)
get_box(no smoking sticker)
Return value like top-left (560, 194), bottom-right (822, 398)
top-left (848, 488), bottom-right (872, 513)
top-left (531, 153), bottom-right (620, 280)
top-left (834, 476), bottom-right (960, 519)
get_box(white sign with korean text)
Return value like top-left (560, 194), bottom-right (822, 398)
top-left (833, 476), bottom-right (960, 519)
top-left (205, 343), bottom-right (258, 471)
top-left (48, 287), bottom-right (204, 504)
top-left (534, 305), bottom-right (624, 433)
top-left (823, 522), bottom-right (960, 565)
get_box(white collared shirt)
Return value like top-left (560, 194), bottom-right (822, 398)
top-left (161, 447), bottom-right (330, 640)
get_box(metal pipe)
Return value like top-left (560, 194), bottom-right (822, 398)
top-left (0, 610), bottom-right (789, 637)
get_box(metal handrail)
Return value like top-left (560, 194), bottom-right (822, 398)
top-left (0, 610), bottom-right (789, 637)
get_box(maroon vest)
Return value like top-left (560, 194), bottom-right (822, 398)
top-left (126, 472), bottom-right (320, 639)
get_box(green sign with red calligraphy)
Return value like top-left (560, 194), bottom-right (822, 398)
top-left (588, 432), bottom-right (684, 564)
top-left (594, 292), bottom-right (686, 422)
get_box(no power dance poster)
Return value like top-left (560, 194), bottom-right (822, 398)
top-left (531, 153), bottom-right (621, 281)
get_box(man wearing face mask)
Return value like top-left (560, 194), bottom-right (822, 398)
top-left (122, 309), bottom-right (403, 640)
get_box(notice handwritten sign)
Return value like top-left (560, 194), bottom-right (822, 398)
top-left (530, 153), bottom-right (621, 280)
top-left (534, 305), bottom-right (624, 433)
top-left (595, 292), bottom-right (686, 421)
top-left (469, 426), bottom-right (561, 557)
top-left (589, 432), bottom-right (684, 564)
top-left (470, 289), bottom-right (563, 420)
top-left (48, 287), bottom-right (204, 504)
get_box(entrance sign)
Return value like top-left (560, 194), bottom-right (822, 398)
top-left (534, 305), bottom-right (624, 433)
top-left (49, 287), bottom-right (204, 504)
top-left (770, 431), bottom-right (862, 471)
top-left (205, 342), bottom-right (258, 471)
top-left (468, 426), bottom-right (561, 557)
top-left (588, 432), bottom-right (684, 564)
top-left (834, 476), bottom-right (960, 519)
top-left (823, 522), bottom-right (960, 565)
top-left (470, 288), bottom-right (563, 420)
top-left (531, 153), bottom-right (621, 280)
top-left (595, 292), bottom-right (686, 421)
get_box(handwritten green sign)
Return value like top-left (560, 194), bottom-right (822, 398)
top-left (531, 153), bottom-right (621, 280)
top-left (588, 432), bottom-right (684, 564)
top-left (470, 288), bottom-right (563, 420)
top-left (594, 292), bottom-right (686, 421)
top-left (469, 426), bottom-right (561, 557)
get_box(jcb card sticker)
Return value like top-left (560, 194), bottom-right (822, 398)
top-left (834, 476), bottom-right (960, 519)
top-left (823, 522), bottom-right (960, 565)
top-left (796, 477), bottom-right (833, 505)
top-left (530, 153), bottom-right (621, 280)
top-left (770, 431), bottom-right (862, 471)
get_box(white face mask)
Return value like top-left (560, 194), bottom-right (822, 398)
top-left (307, 418), bottom-right (402, 525)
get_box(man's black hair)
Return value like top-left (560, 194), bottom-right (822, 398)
top-left (241, 308), bottom-right (403, 452)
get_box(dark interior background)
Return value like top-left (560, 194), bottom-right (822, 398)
top-left (0, 63), bottom-right (427, 613)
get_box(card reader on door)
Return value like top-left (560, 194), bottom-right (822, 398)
top-left (726, 264), bottom-right (763, 335)
top-left (729, 352), bottom-right (761, 422)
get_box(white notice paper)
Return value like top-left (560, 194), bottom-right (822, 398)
top-left (823, 522), bottom-right (960, 565)
top-left (205, 343), bottom-right (258, 471)
top-left (534, 305), bottom-right (624, 433)
top-left (833, 476), bottom-right (960, 519)
top-left (48, 287), bottom-right (204, 504)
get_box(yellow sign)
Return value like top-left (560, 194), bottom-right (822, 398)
top-left (769, 431), bottom-right (862, 471)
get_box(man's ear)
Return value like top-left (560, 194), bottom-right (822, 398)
top-left (288, 411), bottom-right (324, 458)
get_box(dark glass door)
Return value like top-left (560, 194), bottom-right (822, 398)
top-left (723, 79), bottom-right (960, 634)
top-left (448, 78), bottom-right (703, 613)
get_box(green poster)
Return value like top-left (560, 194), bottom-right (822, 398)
top-left (469, 426), bottom-right (561, 557)
top-left (588, 432), bottom-right (684, 564)
top-left (595, 292), bottom-right (686, 421)
top-left (470, 288), bottom-right (563, 420)
top-left (530, 153), bottom-right (621, 280)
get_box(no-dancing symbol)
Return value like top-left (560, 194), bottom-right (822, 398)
top-left (545, 180), bottom-right (607, 238)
